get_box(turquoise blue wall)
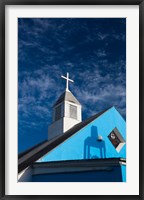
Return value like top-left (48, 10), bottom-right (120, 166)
top-left (37, 107), bottom-right (126, 162)
top-left (121, 165), bottom-right (126, 182)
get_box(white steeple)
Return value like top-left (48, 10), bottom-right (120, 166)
top-left (48, 72), bottom-right (82, 140)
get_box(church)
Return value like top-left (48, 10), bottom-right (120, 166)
top-left (18, 73), bottom-right (126, 182)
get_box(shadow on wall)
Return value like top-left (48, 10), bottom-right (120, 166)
top-left (84, 126), bottom-right (106, 159)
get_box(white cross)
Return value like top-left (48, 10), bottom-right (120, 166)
top-left (61, 72), bottom-right (74, 91)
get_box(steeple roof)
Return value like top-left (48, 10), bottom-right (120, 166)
top-left (54, 90), bottom-right (81, 107)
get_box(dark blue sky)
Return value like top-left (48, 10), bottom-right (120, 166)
top-left (18, 18), bottom-right (126, 153)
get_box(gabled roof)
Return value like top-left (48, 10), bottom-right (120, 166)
top-left (18, 107), bottom-right (112, 173)
top-left (54, 90), bottom-right (81, 106)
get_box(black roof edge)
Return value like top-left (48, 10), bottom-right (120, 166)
top-left (31, 158), bottom-right (126, 176)
top-left (18, 106), bottom-right (113, 173)
top-left (33, 157), bottom-right (126, 167)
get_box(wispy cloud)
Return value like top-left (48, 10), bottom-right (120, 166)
top-left (18, 68), bottom-right (58, 125)
top-left (72, 58), bottom-right (126, 119)
top-left (97, 32), bottom-right (109, 40)
top-left (95, 49), bottom-right (107, 57)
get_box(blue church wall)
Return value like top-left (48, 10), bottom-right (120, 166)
top-left (121, 165), bottom-right (126, 182)
top-left (32, 165), bottom-right (124, 182)
top-left (37, 107), bottom-right (126, 162)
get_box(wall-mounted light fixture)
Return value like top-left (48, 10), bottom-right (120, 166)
top-left (97, 135), bottom-right (103, 141)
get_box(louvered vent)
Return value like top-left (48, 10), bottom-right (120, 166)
top-left (55, 105), bottom-right (61, 121)
top-left (70, 105), bottom-right (77, 119)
